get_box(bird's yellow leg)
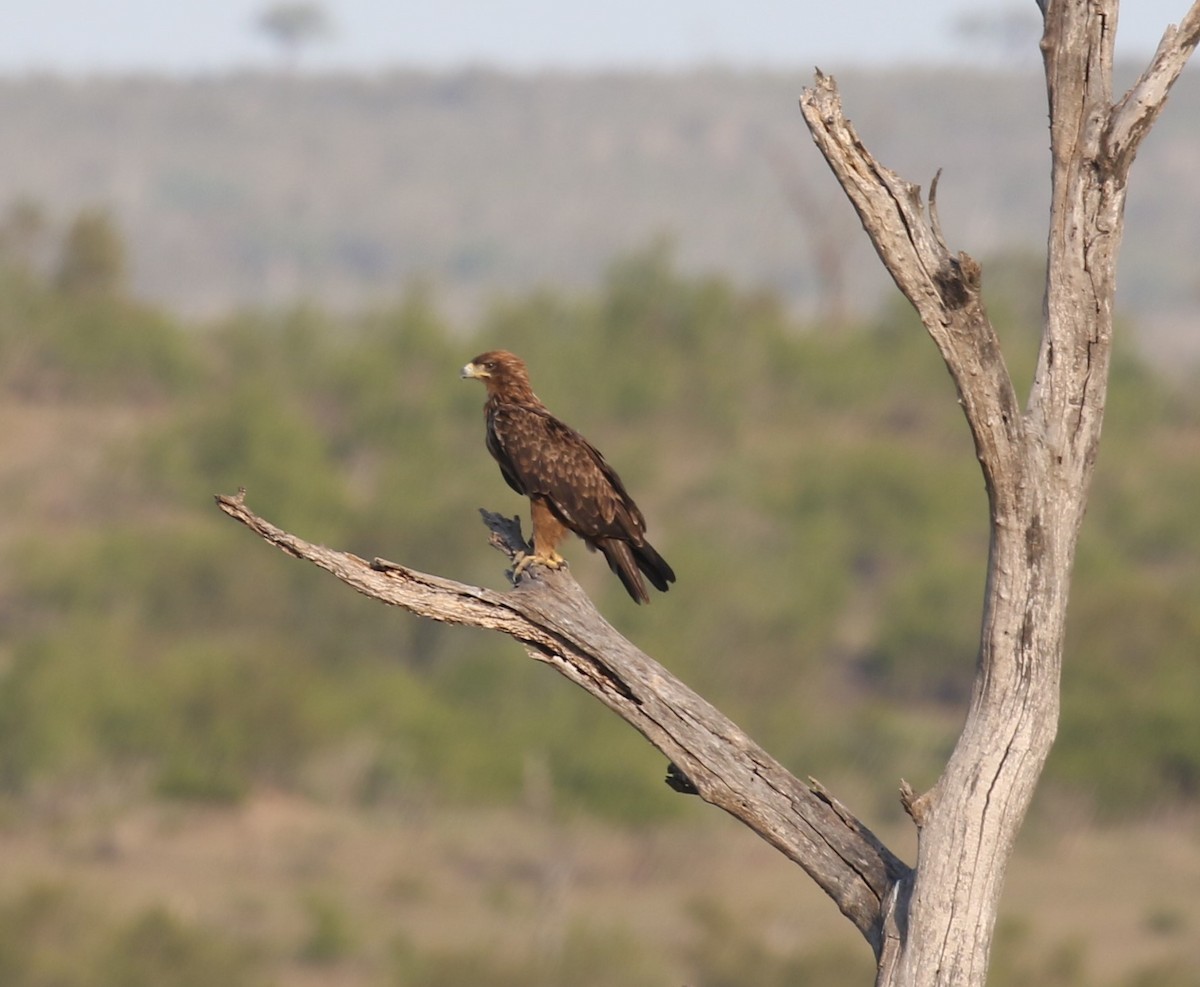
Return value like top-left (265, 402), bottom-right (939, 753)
top-left (516, 501), bottom-right (568, 575)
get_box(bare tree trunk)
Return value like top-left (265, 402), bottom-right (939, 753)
top-left (217, 2), bottom-right (1199, 983)
top-left (799, 3), bottom-right (1200, 984)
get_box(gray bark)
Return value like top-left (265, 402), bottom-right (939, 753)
top-left (215, 494), bottom-right (908, 951)
top-left (216, 2), bottom-right (1200, 983)
top-left (798, 2), bottom-right (1200, 984)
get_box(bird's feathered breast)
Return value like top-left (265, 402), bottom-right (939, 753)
top-left (485, 398), bottom-right (647, 541)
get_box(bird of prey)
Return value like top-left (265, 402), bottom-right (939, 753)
top-left (461, 350), bottom-right (675, 604)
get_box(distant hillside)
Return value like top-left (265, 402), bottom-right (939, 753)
top-left (0, 67), bottom-right (1196, 356)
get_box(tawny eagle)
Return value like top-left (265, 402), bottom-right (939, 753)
top-left (461, 350), bottom-right (675, 604)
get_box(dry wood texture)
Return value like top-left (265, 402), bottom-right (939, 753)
top-left (216, 492), bottom-right (909, 952)
top-left (217, 3), bottom-right (1199, 984)
top-left (798, 2), bottom-right (1199, 984)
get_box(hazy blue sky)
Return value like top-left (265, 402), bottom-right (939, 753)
top-left (4, 1), bottom-right (1195, 74)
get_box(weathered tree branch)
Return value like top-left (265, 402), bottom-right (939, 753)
top-left (798, 72), bottom-right (1027, 514)
top-left (214, 489), bottom-right (910, 953)
top-left (802, 69), bottom-right (1050, 987)
top-left (1105, 2), bottom-right (1200, 176)
top-left (796, 4), bottom-right (1197, 985)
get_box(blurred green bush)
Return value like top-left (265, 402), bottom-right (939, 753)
top-left (0, 220), bottom-right (1197, 824)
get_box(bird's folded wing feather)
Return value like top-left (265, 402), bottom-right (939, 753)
top-left (487, 405), bottom-right (647, 539)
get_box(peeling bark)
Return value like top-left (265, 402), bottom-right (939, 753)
top-left (216, 491), bottom-right (909, 952)
top-left (798, 2), bottom-right (1199, 984)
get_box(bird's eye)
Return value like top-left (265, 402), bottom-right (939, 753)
top-left (484, 361), bottom-right (495, 370)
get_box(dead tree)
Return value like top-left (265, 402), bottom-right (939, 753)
top-left (217, 2), bottom-right (1200, 984)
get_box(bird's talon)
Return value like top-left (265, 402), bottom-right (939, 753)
top-left (510, 551), bottom-right (567, 580)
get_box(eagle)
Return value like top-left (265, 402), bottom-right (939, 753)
top-left (461, 350), bottom-right (675, 604)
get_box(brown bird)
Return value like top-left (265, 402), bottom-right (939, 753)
top-left (461, 350), bottom-right (675, 604)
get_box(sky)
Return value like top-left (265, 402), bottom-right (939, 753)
top-left (3, 0), bottom-right (1195, 75)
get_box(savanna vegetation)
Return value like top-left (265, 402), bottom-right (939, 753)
top-left (1, 211), bottom-right (1198, 984)
top-left (2, 69), bottom-right (1198, 344)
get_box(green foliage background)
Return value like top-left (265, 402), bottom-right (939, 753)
top-left (2, 228), bottom-right (1199, 824)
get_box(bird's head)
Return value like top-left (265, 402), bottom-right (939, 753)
top-left (460, 350), bottom-right (537, 401)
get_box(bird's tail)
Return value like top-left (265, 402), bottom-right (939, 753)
top-left (597, 538), bottom-right (676, 605)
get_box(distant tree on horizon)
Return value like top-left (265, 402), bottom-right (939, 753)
top-left (255, 2), bottom-right (333, 70)
top-left (0, 197), bottom-right (48, 277)
top-left (54, 208), bottom-right (126, 299)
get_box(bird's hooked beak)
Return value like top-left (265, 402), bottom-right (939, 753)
top-left (460, 361), bottom-right (487, 380)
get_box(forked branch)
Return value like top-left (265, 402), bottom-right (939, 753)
top-left (795, 5), bottom-right (1198, 979)
top-left (215, 490), bottom-right (911, 953)
top-left (1106, 2), bottom-right (1200, 175)
top-left (798, 72), bottom-right (1027, 512)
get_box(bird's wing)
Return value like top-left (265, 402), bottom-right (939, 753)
top-left (487, 403), bottom-right (646, 540)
